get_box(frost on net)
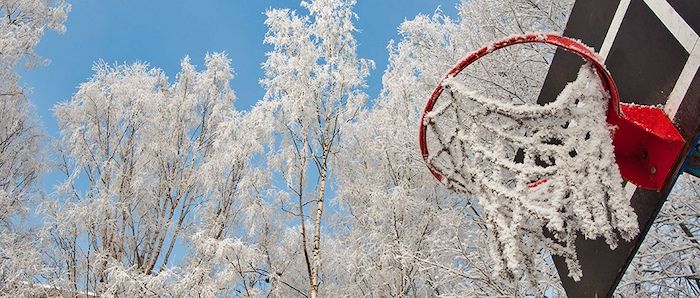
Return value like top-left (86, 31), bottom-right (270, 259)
top-left (424, 66), bottom-right (639, 281)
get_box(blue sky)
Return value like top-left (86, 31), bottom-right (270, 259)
top-left (23, 0), bottom-right (460, 138)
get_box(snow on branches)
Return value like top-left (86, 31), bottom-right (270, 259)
top-left (0, 0), bottom-right (68, 295)
top-left (260, 0), bottom-right (372, 296)
top-left (0, 0), bottom-right (70, 85)
top-left (617, 174), bottom-right (700, 296)
top-left (47, 53), bottom-right (267, 295)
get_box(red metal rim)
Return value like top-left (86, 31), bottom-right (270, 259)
top-left (418, 34), bottom-right (621, 182)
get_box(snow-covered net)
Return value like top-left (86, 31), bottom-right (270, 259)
top-left (423, 65), bottom-right (639, 280)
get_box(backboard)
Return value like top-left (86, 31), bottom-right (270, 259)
top-left (538, 0), bottom-right (700, 297)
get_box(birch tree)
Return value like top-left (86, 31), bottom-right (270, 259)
top-left (0, 0), bottom-right (69, 295)
top-left (0, 89), bottom-right (47, 296)
top-left (260, 0), bottom-right (372, 296)
top-left (170, 103), bottom-right (280, 297)
top-left (44, 53), bottom-right (263, 296)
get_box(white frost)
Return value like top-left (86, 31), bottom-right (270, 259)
top-left (427, 65), bottom-right (639, 281)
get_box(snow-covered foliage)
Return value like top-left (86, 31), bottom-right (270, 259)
top-left (616, 174), bottom-right (700, 297)
top-left (0, 0), bottom-right (68, 296)
top-left (258, 0), bottom-right (373, 296)
top-left (427, 65), bottom-right (638, 281)
top-left (44, 53), bottom-right (267, 295)
top-left (0, 0), bottom-right (69, 86)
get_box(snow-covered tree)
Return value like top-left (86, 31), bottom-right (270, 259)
top-left (169, 103), bottom-right (279, 297)
top-left (44, 53), bottom-right (266, 296)
top-left (329, 0), bottom-right (577, 296)
top-left (0, 0), bottom-right (69, 295)
top-left (1, 0), bottom-right (69, 87)
top-left (615, 173), bottom-right (700, 297)
top-left (0, 93), bottom-right (47, 295)
top-left (258, 0), bottom-right (373, 296)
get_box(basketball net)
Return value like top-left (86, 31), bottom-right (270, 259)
top-left (423, 65), bottom-right (639, 280)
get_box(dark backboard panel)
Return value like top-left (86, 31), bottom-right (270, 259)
top-left (538, 0), bottom-right (700, 297)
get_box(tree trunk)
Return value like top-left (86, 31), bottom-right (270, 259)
top-left (310, 149), bottom-right (328, 298)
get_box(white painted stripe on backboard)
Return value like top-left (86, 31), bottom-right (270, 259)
top-left (599, 0), bottom-right (632, 61)
top-left (665, 39), bottom-right (700, 118)
top-left (642, 0), bottom-right (700, 119)
top-left (624, 182), bottom-right (638, 199)
top-left (644, 0), bottom-right (699, 52)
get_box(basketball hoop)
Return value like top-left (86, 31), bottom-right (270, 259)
top-left (418, 34), bottom-right (685, 280)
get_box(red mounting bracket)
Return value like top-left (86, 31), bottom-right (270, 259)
top-left (610, 104), bottom-right (685, 190)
